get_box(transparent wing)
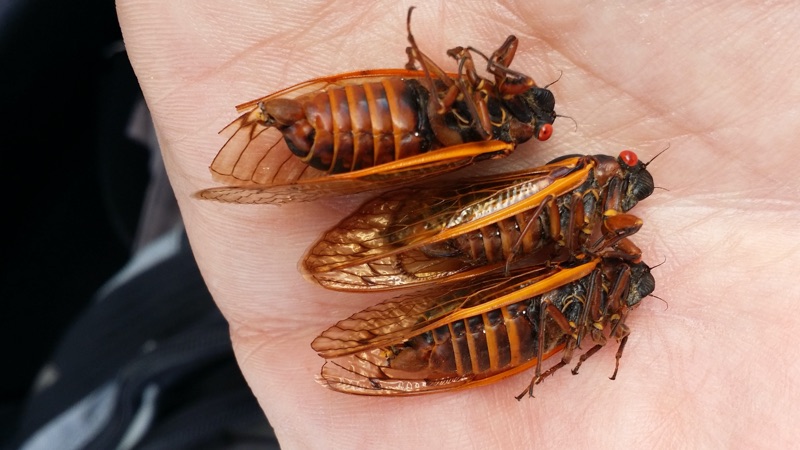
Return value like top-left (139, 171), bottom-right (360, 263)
top-left (200, 69), bottom-right (515, 204)
top-left (311, 264), bottom-right (562, 357)
top-left (312, 261), bottom-right (601, 395)
top-left (194, 141), bottom-right (511, 204)
top-left (302, 157), bottom-right (590, 289)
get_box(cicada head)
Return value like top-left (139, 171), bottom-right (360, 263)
top-left (625, 261), bottom-right (656, 308)
top-left (617, 150), bottom-right (655, 212)
top-left (504, 85), bottom-right (556, 142)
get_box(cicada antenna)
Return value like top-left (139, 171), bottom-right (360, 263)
top-left (647, 257), bottom-right (668, 310)
top-left (643, 143), bottom-right (670, 168)
top-left (543, 70), bottom-right (563, 89)
top-left (541, 71), bottom-right (578, 131)
top-left (555, 113), bottom-right (578, 132)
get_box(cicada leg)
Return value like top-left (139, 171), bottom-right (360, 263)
top-left (447, 46), bottom-right (493, 140)
top-left (585, 211), bottom-right (643, 260)
top-left (572, 264), bottom-right (633, 378)
top-left (600, 237), bottom-right (643, 262)
top-left (515, 267), bottom-right (608, 400)
top-left (486, 36), bottom-right (537, 96)
top-left (404, 7), bottom-right (455, 111)
top-left (504, 195), bottom-right (555, 275)
top-left (515, 300), bottom-right (580, 400)
top-left (569, 329), bottom-right (630, 380)
top-left (405, 7), bottom-right (480, 146)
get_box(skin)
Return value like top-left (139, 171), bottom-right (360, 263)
top-left (117, 1), bottom-right (800, 448)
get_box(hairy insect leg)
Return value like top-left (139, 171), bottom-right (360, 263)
top-left (491, 35), bottom-right (519, 67)
top-left (607, 306), bottom-right (633, 380)
top-left (570, 343), bottom-right (604, 376)
top-left (444, 45), bottom-right (493, 139)
top-left (575, 268), bottom-right (603, 349)
top-left (504, 195), bottom-right (554, 275)
top-left (599, 237), bottom-right (643, 262)
top-left (597, 212), bottom-right (643, 250)
top-left (515, 340), bottom-right (578, 401)
top-left (516, 302), bottom-right (576, 400)
top-left (573, 267), bottom-right (633, 379)
top-left (570, 332), bottom-right (629, 380)
top-left (404, 7), bottom-right (456, 113)
top-left (610, 335), bottom-right (630, 380)
top-left (485, 36), bottom-right (536, 96)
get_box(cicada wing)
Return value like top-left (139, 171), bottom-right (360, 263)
top-left (202, 69), bottom-right (465, 198)
top-left (311, 264), bottom-right (568, 358)
top-left (319, 344), bottom-right (568, 396)
top-left (319, 352), bottom-right (474, 395)
top-left (195, 153), bottom-right (480, 204)
top-left (303, 157), bottom-right (590, 288)
top-left (232, 69), bottom-right (443, 112)
top-left (313, 261), bottom-right (602, 395)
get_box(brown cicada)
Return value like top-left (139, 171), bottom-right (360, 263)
top-left (312, 256), bottom-right (655, 397)
top-left (303, 150), bottom-right (654, 291)
top-left (196, 7), bottom-right (557, 204)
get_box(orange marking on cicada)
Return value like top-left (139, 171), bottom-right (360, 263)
top-left (303, 151), bottom-right (655, 291)
top-left (196, 7), bottom-right (558, 204)
top-left (312, 257), bottom-right (656, 397)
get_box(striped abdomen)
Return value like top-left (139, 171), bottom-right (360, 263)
top-left (274, 78), bottom-right (434, 173)
top-left (419, 195), bottom-right (579, 265)
top-left (387, 285), bottom-right (583, 379)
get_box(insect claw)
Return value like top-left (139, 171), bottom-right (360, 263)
top-left (515, 382), bottom-right (535, 401)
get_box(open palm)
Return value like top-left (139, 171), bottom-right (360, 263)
top-left (118, 1), bottom-right (800, 447)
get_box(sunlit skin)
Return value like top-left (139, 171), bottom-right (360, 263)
top-left (118, 1), bottom-right (800, 448)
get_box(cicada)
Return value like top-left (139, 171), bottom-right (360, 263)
top-left (303, 150), bottom-right (654, 291)
top-left (312, 256), bottom-right (655, 397)
top-left (197, 7), bottom-right (557, 204)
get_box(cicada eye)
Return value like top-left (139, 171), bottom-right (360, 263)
top-left (536, 123), bottom-right (553, 141)
top-left (619, 150), bottom-right (638, 167)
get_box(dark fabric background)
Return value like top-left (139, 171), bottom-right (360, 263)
top-left (1, 0), bottom-right (149, 441)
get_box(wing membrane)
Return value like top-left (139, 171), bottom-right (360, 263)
top-left (313, 260), bottom-right (601, 395)
top-left (302, 156), bottom-right (592, 288)
top-left (199, 69), bottom-right (495, 204)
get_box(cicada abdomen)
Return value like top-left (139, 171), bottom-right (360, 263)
top-left (196, 7), bottom-right (557, 204)
top-left (302, 151), bottom-right (655, 290)
top-left (260, 77), bottom-right (435, 174)
top-left (312, 257), bottom-right (655, 397)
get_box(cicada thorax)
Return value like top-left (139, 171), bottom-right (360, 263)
top-left (316, 258), bottom-right (656, 395)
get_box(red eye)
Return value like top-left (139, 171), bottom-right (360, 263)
top-left (619, 150), bottom-right (638, 167)
top-left (537, 123), bottom-right (553, 141)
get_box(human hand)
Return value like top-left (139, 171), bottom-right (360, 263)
top-left (117, 1), bottom-right (800, 447)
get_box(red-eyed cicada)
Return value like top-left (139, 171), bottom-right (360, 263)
top-left (303, 151), bottom-right (654, 291)
top-left (196, 8), bottom-right (557, 204)
top-left (312, 256), bottom-right (655, 398)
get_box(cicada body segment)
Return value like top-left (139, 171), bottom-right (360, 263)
top-left (196, 8), bottom-right (557, 204)
top-left (312, 257), bottom-right (655, 396)
top-left (303, 151), bottom-right (655, 290)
